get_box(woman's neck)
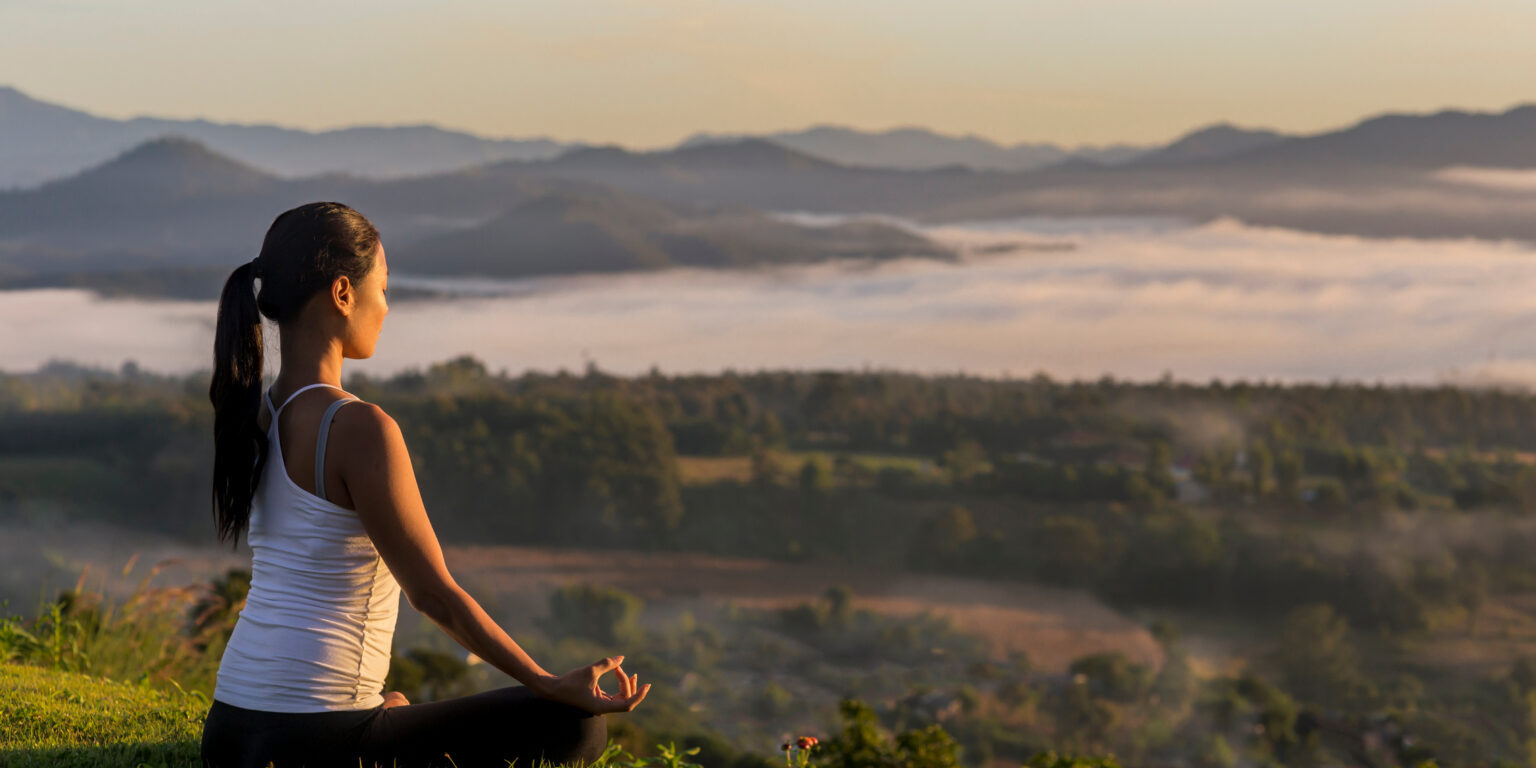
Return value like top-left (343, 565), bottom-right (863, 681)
top-left (275, 325), bottom-right (346, 391)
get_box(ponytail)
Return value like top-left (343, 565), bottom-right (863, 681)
top-left (207, 202), bottom-right (380, 546)
top-left (209, 260), bottom-right (267, 548)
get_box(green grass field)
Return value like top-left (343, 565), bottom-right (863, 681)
top-left (0, 663), bottom-right (205, 767)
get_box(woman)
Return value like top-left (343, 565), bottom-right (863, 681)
top-left (199, 202), bottom-right (649, 768)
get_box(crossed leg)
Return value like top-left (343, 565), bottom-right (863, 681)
top-left (354, 685), bottom-right (608, 768)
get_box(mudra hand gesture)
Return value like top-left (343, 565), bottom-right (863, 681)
top-left (536, 655), bottom-right (651, 714)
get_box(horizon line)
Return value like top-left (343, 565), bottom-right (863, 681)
top-left (6, 83), bottom-right (1533, 154)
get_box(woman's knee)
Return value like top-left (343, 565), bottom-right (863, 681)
top-left (569, 714), bottom-right (608, 766)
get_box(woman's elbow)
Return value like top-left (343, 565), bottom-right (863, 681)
top-left (404, 586), bottom-right (459, 626)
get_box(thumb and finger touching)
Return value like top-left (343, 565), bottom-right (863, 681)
top-left (587, 656), bottom-right (651, 712)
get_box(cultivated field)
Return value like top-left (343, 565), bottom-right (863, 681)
top-left (3, 522), bottom-right (1158, 673)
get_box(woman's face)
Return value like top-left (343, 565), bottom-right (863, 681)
top-left (341, 243), bottom-right (389, 359)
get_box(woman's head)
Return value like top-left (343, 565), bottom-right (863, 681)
top-left (252, 201), bottom-right (389, 356)
top-left (209, 201), bottom-right (386, 547)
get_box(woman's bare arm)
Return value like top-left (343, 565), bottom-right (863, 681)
top-left (335, 402), bottom-right (559, 695)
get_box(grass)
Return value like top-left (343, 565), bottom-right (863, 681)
top-left (0, 563), bottom-right (671, 768)
top-left (0, 664), bottom-right (672, 768)
top-left (0, 557), bottom-right (228, 698)
top-left (0, 663), bottom-right (205, 767)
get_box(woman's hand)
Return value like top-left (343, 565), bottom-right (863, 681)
top-left (382, 691), bottom-right (410, 710)
top-left (534, 655), bottom-right (651, 715)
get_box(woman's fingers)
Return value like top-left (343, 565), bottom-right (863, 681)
top-left (626, 682), bottom-right (652, 711)
top-left (616, 665), bottom-right (635, 698)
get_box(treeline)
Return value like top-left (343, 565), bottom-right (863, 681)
top-left (9, 357), bottom-right (1536, 533)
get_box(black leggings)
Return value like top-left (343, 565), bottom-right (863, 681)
top-left (200, 686), bottom-right (607, 768)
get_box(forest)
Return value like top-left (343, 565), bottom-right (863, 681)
top-left (6, 357), bottom-right (1536, 766)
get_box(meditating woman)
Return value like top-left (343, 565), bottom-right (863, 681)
top-left (199, 201), bottom-right (649, 768)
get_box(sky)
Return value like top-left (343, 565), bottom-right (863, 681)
top-left (1, 0), bottom-right (1533, 148)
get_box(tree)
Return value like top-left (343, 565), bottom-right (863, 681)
top-left (1277, 603), bottom-right (1372, 709)
top-left (909, 506), bottom-right (979, 570)
top-left (825, 585), bottom-right (855, 628)
top-left (1069, 652), bottom-right (1152, 703)
top-left (1275, 448), bottom-right (1303, 503)
top-left (1032, 516), bottom-right (1105, 587)
top-left (1144, 441), bottom-right (1175, 499)
top-left (542, 583), bottom-right (643, 646)
top-left (1459, 560), bottom-right (1489, 634)
top-left (385, 646), bottom-right (471, 702)
top-left (940, 439), bottom-right (989, 486)
top-left (814, 699), bottom-right (961, 768)
top-left (800, 457), bottom-right (833, 493)
top-left (1248, 441), bottom-right (1273, 498)
top-left (751, 447), bottom-right (784, 488)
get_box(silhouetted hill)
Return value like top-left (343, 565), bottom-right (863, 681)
top-left (1130, 124), bottom-right (1288, 165)
top-left (396, 188), bottom-right (950, 278)
top-left (514, 139), bottom-right (1015, 214)
top-left (681, 125), bottom-right (1146, 171)
top-left (48, 137), bottom-right (276, 197)
top-left (1228, 104), bottom-right (1536, 168)
top-left (0, 138), bottom-right (304, 268)
top-left (0, 84), bottom-right (573, 189)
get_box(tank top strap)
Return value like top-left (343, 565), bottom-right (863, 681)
top-left (272, 382), bottom-right (347, 417)
top-left (315, 396), bottom-right (362, 503)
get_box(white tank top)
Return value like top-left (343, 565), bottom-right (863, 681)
top-left (213, 382), bottom-right (402, 713)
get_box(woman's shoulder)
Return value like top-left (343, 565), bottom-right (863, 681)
top-left (332, 399), bottom-right (398, 440)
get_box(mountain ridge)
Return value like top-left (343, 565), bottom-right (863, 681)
top-left (0, 84), bottom-right (573, 190)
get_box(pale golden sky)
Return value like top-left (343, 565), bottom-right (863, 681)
top-left (2, 0), bottom-right (1531, 148)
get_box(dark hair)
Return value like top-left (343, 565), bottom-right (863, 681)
top-left (209, 201), bottom-right (380, 547)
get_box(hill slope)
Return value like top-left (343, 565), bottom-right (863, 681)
top-left (395, 188), bottom-right (953, 278)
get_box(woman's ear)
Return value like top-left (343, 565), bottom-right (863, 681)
top-left (332, 275), bottom-right (355, 316)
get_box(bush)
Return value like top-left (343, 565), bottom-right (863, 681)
top-left (543, 583), bottom-right (645, 646)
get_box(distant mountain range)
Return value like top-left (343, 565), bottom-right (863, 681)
top-left (20, 84), bottom-right (1525, 190)
top-left (0, 137), bottom-right (953, 296)
top-left (0, 85), bottom-right (572, 190)
top-left (680, 125), bottom-right (1151, 172)
top-left (6, 84), bottom-right (1533, 190)
top-left (3, 97), bottom-right (1535, 299)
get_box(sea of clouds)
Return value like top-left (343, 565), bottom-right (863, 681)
top-left (4, 217), bottom-right (1536, 386)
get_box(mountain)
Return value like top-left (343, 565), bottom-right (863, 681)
top-left (511, 108), bottom-right (1536, 242)
top-left (0, 85), bottom-right (573, 190)
top-left (1130, 124), bottom-right (1288, 165)
top-left (681, 125), bottom-right (1147, 171)
top-left (0, 137), bottom-right (298, 267)
top-left (514, 139), bottom-right (1016, 214)
top-left (396, 189), bottom-right (951, 278)
top-left (1227, 105), bottom-right (1536, 169)
top-left (0, 138), bottom-right (952, 295)
top-left (8, 97), bottom-right (1536, 300)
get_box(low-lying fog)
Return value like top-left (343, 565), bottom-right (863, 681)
top-left (4, 216), bottom-right (1536, 385)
